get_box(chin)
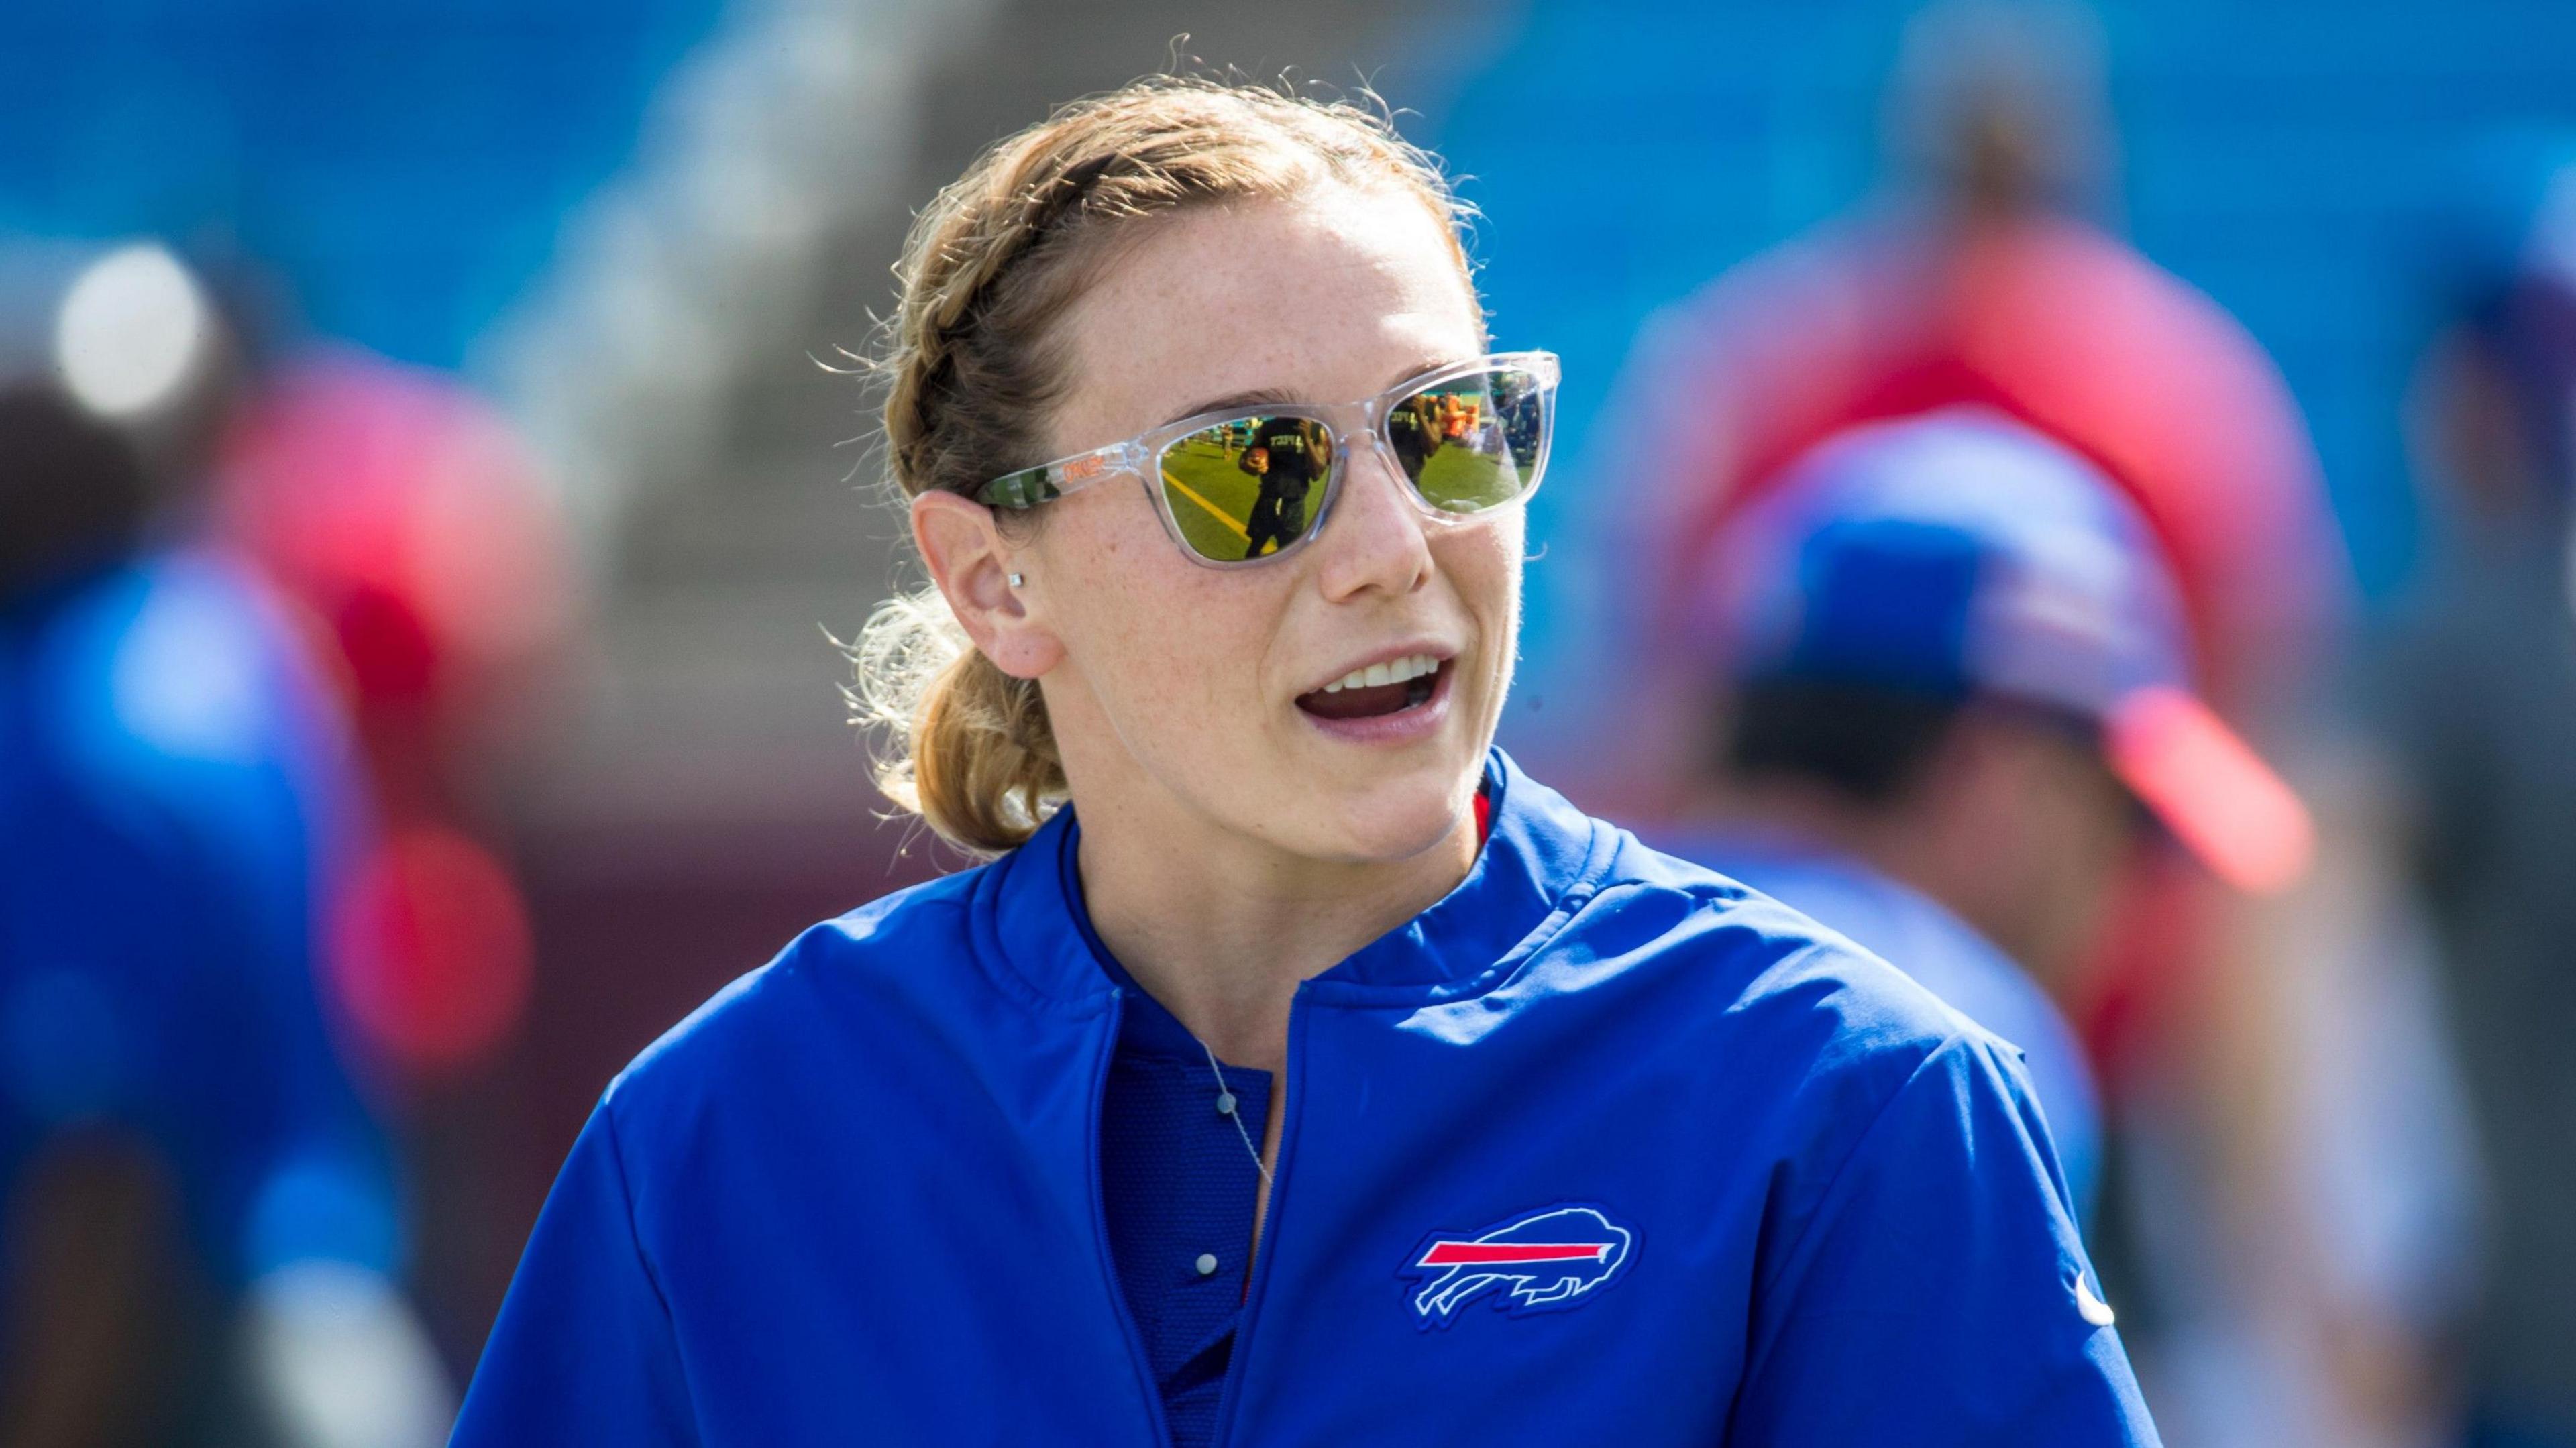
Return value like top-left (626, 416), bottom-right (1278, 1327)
top-left (1299, 762), bottom-right (1479, 865)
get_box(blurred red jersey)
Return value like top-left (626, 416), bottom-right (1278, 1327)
top-left (1634, 208), bottom-right (2346, 711)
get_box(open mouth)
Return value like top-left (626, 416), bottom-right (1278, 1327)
top-left (1296, 653), bottom-right (1448, 721)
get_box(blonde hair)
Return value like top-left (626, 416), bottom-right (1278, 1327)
top-left (853, 76), bottom-right (1474, 855)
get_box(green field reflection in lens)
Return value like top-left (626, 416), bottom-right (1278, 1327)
top-left (1394, 370), bottom-right (1542, 515)
top-left (1159, 414), bottom-right (1334, 563)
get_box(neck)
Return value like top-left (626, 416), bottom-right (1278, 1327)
top-left (1072, 786), bottom-right (1477, 1074)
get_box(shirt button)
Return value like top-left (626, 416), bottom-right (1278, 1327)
top-left (1195, 1254), bottom-right (1219, 1277)
top-left (1215, 1092), bottom-right (1238, 1116)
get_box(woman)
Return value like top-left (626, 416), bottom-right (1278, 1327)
top-left (452, 79), bottom-right (2157, 1445)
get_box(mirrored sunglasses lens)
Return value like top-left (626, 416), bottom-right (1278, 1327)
top-left (1389, 369), bottom-right (1548, 515)
top-left (1159, 415), bottom-right (1334, 563)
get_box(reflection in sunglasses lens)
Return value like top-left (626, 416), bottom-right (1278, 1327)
top-left (1151, 368), bottom-right (1543, 564)
top-left (1393, 370), bottom-right (1542, 515)
top-left (1160, 415), bottom-right (1334, 563)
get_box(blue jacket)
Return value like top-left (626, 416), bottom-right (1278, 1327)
top-left (453, 752), bottom-right (2157, 1445)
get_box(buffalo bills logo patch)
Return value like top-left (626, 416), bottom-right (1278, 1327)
top-left (1399, 1204), bottom-right (1637, 1328)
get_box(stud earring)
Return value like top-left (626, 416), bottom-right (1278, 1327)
top-left (1007, 572), bottom-right (1025, 587)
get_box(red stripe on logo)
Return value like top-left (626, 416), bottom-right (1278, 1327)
top-left (1417, 1241), bottom-right (1611, 1267)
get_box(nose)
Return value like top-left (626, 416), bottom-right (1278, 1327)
top-left (1311, 432), bottom-right (1433, 602)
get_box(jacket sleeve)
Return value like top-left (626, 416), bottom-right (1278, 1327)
top-left (1729, 1036), bottom-right (2160, 1446)
top-left (451, 1100), bottom-right (698, 1445)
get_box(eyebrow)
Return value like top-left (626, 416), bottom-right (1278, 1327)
top-left (1161, 356), bottom-right (1460, 425)
top-left (1165, 385), bottom-right (1297, 421)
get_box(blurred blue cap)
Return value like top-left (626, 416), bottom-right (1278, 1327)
top-left (1701, 408), bottom-right (2316, 893)
top-left (1709, 407), bottom-right (2191, 721)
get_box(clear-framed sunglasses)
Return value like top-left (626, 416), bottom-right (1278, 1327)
top-left (974, 351), bottom-right (1558, 567)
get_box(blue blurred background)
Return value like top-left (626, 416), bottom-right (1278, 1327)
top-left (0, 0), bottom-right (727, 370)
top-left (22, 0), bottom-right (2570, 586)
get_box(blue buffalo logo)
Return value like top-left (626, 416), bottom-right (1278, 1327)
top-left (1399, 1204), bottom-right (1637, 1328)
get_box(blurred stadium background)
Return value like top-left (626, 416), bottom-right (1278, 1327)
top-left (9, 0), bottom-right (2576, 1443)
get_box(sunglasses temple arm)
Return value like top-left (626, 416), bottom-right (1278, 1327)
top-left (977, 443), bottom-right (1141, 509)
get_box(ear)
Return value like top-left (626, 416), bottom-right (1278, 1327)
top-left (913, 490), bottom-right (1065, 681)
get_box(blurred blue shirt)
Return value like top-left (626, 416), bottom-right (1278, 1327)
top-left (0, 551), bottom-right (399, 1299)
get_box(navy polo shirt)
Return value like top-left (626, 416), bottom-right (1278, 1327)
top-left (1059, 825), bottom-right (1273, 1447)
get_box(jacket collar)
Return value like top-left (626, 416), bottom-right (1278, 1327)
top-left (981, 748), bottom-right (1618, 1011)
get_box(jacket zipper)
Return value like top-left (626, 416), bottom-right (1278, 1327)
top-left (1085, 991), bottom-right (1177, 1447)
top-left (1205, 984), bottom-right (1313, 1448)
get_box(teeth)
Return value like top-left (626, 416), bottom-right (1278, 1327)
top-left (1319, 653), bottom-right (1440, 694)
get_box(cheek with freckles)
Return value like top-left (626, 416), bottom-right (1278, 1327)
top-left (1036, 492), bottom-right (1297, 784)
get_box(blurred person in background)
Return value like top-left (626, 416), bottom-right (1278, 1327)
top-left (213, 349), bottom-right (566, 1370)
top-left (2381, 137), bottom-right (2576, 1448)
top-left (0, 242), bottom-right (447, 1446)
top-left (1656, 410), bottom-right (2316, 1227)
top-left (1605, 0), bottom-right (2344, 762)
top-left (1595, 5), bottom-right (2473, 1444)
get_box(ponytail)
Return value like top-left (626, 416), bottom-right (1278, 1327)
top-left (851, 585), bottom-right (1061, 854)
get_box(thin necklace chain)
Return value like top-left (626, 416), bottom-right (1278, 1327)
top-left (1198, 1037), bottom-right (1274, 1187)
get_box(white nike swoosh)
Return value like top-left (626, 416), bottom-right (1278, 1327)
top-left (2074, 1274), bottom-right (2116, 1328)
